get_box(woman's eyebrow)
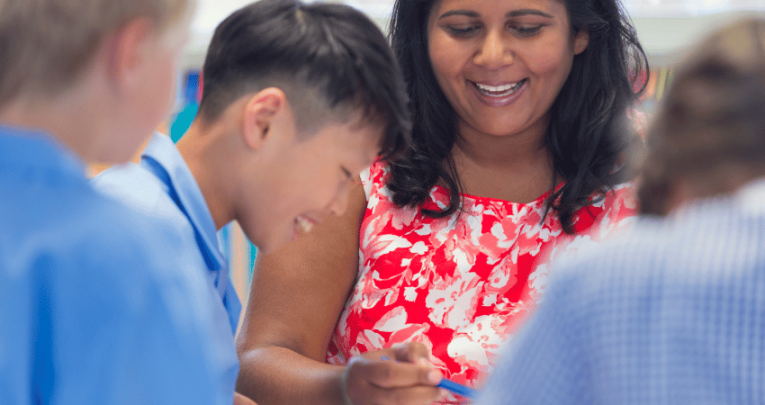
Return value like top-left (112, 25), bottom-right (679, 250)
top-left (506, 9), bottom-right (555, 18)
top-left (439, 9), bottom-right (480, 19)
top-left (438, 8), bottom-right (555, 20)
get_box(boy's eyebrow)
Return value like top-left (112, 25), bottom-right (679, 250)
top-left (438, 9), bottom-right (555, 19)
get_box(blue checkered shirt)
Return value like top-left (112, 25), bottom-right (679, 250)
top-left (477, 179), bottom-right (765, 405)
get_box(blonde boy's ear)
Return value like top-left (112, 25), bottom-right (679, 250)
top-left (106, 17), bottom-right (155, 91)
top-left (573, 28), bottom-right (590, 55)
top-left (241, 88), bottom-right (286, 151)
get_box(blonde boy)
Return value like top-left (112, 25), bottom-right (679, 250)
top-left (0, 1), bottom-right (239, 404)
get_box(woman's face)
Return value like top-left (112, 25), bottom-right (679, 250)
top-left (426, 0), bottom-right (589, 139)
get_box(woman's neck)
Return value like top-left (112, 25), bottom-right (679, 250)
top-left (449, 118), bottom-right (557, 203)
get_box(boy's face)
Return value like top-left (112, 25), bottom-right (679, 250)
top-left (242, 114), bottom-right (382, 254)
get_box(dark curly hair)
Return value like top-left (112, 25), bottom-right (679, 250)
top-left (386, 0), bottom-right (648, 233)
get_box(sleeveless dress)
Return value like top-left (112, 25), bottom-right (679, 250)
top-left (327, 161), bottom-right (637, 404)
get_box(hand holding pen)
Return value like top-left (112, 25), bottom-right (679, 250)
top-left (341, 342), bottom-right (444, 405)
top-left (379, 356), bottom-right (477, 400)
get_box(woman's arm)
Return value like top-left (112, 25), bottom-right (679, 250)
top-left (236, 182), bottom-right (443, 405)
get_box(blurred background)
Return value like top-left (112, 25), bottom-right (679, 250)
top-left (165, 0), bottom-right (765, 321)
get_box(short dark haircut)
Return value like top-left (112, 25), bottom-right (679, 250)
top-left (198, 0), bottom-right (411, 158)
top-left (639, 18), bottom-right (765, 216)
top-left (386, 0), bottom-right (648, 234)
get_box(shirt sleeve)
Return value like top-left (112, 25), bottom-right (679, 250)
top-left (41, 216), bottom-right (221, 405)
top-left (0, 253), bottom-right (35, 405)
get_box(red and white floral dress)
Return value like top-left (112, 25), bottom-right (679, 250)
top-left (326, 161), bottom-right (637, 403)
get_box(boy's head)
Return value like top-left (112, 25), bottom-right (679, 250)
top-left (638, 18), bottom-right (765, 216)
top-left (0, 0), bottom-right (193, 163)
top-left (193, 0), bottom-right (411, 253)
top-left (198, 0), bottom-right (410, 154)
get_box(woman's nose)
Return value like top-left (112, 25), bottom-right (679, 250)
top-left (473, 30), bottom-right (513, 70)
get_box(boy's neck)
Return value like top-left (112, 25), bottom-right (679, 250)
top-left (0, 94), bottom-right (103, 164)
top-left (176, 120), bottom-right (237, 231)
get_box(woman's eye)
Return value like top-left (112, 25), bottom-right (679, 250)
top-left (446, 25), bottom-right (480, 37)
top-left (511, 25), bottom-right (542, 37)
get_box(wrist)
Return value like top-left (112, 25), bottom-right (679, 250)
top-left (339, 359), bottom-right (358, 405)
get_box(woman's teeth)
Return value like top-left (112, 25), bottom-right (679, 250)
top-left (296, 216), bottom-right (314, 234)
top-left (474, 80), bottom-right (525, 97)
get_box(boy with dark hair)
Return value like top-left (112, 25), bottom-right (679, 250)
top-left (0, 0), bottom-right (235, 404)
top-left (93, 0), bottom-right (411, 402)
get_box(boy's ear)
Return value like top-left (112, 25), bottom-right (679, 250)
top-left (106, 17), bottom-right (155, 91)
top-left (241, 88), bottom-right (286, 151)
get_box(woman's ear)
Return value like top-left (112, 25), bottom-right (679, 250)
top-left (573, 28), bottom-right (590, 55)
top-left (241, 88), bottom-right (286, 151)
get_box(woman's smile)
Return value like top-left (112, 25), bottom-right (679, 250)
top-left (469, 78), bottom-right (527, 106)
top-left (427, 0), bottom-right (589, 138)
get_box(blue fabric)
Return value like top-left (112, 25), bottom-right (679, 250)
top-left (0, 125), bottom-right (223, 404)
top-left (478, 180), bottom-right (765, 405)
top-left (92, 132), bottom-right (241, 403)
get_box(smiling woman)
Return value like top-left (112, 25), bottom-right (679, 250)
top-left (236, 0), bottom-right (647, 405)
top-left (428, 2), bottom-right (588, 145)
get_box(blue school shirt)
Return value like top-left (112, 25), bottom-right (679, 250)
top-left (0, 125), bottom-right (223, 404)
top-left (477, 179), bottom-right (765, 405)
top-left (92, 132), bottom-right (242, 402)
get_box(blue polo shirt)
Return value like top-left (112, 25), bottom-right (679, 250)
top-left (92, 132), bottom-right (242, 403)
top-left (0, 125), bottom-right (221, 404)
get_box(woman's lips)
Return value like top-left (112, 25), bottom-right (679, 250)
top-left (469, 79), bottom-right (527, 107)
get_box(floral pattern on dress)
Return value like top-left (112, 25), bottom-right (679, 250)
top-left (327, 161), bottom-right (637, 404)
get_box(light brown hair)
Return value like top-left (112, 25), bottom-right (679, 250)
top-left (0, 0), bottom-right (191, 109)
top-left (638, 18), bottom-right (765, 216)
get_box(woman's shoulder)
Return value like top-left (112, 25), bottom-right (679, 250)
top-left (360, 159), bottom-right (390, 201)
top-left (571, 181), bottom-right (639, 235)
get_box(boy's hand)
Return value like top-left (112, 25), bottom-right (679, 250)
top-left (342, 342), bottom-right (443, 405)
top-left (234, 392), bottom-right (257, 405)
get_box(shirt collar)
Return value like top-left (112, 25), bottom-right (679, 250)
top-left (139, 133), bottom-right (227, 272)
top-left (737, 176), bottom-right (765, 215)
top-left (0, 124), bottom-right (85, 176)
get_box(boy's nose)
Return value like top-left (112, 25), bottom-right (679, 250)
top-left (329, 187), bottom-right (350, 217)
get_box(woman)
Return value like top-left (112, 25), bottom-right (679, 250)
top-left (236, 0), bottom-right (647, 404)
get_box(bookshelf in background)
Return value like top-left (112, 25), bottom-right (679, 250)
top-left (638, 65), bottom-right (675, 117)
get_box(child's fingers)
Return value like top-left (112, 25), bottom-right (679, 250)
top-left (344, 357), bottom-right (443, 405)
top-left (392, 342), bottom-right (432, 366)
top-left (348, 356), bottom-right (442, 389)
top-left (356, 383), bottom-right (443, 405)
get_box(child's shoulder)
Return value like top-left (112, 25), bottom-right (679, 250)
top-left (92, 161), bottom-right (188, 226)
top-left (4, 176), bottom-right (185, 286)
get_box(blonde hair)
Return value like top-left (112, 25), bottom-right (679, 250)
top-left (638, 18), bottom-right (765, 216)
top-left (0, 0), bottom-right (191, 108)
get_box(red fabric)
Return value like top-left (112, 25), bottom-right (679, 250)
top-left (327, 161), bottom-right (637, 403)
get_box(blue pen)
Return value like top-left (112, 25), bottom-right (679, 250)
top-left (380, 356), bottom-right (477, 399)
top-left (436, 378), bottom-right (477, 399)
